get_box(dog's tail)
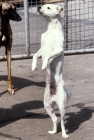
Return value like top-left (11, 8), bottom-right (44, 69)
top-left (64, 85), bottom-right (72, 102)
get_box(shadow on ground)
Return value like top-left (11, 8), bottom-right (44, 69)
top-left (0, 75), bottom-right (45, 96)
top-left (0, 100), bottom-right (46, 126)
top-left (57, 103), bottom-right (94, 134)
top-left (0, 100), bottom-right (94, 135)
top-left (0, 132), bottom-right (22, 140)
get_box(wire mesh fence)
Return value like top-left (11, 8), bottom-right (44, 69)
top-left (66, 0), bottom-right (94, 51)
top-left (29, 0), bottom-right (94, 53)
top-left (0, 0), bottom-right (94, 59)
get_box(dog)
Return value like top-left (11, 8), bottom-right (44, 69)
top-left (32, 4), bottom-right (71, 138)
top-left (0, 3), bottom-right (22, 94)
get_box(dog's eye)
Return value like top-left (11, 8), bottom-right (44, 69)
top-left (47, 7), bottom-right (50, 9)
top-left (3, 10), bottom-right (8, 14)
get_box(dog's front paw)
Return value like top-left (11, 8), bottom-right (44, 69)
top-left (32, 60), bottom-right (37, 71)
top-left (42, 64), bottom-right (47, 70)
top-left (42, 61), bottom-right (48, 70)
top-left (32, 64), bottom-right (36, 71)
top-left (62, 134), bottom-right (69, 139)
top-left (42, 56), bottom-right (49, 70)
top-left (48, 130), bottom-right (57, 134)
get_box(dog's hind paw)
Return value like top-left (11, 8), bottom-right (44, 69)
top-left (48, 130), bottom-right (57, 134)
top-left (8, 88), bottom-right (14, 95)
top-left (62, 134), bottom-right (69, 139)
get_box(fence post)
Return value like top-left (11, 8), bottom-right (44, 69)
top-left (64, 0), bottom-right (68, 50)
top-left (24, 0), bottom-right (30, 56)
top-left (93, 1), bottom-right (94, 48)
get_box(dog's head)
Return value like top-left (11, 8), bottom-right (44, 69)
top-left (0, 3), bottom-right (22, 21)
top-left (38, 4), bottom-right (63, 19)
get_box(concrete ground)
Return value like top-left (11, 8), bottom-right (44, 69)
top-left (0, 53), bottom-right (94, 140)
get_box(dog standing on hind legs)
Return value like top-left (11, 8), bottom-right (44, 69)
top-left (0, 3), bottom-right (22, 94)
top-left (32, 4), bottom-right (71, 138)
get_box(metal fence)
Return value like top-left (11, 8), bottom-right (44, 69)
top-left (64, 0), bottom-right (94, 54)
top-left (0, 0), bottom-right (94, 60)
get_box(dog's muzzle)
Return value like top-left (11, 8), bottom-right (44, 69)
top-left (10, 11), bottom-right (22, 21)
top-left (37, 6), bottom-right (41, 12)
top-left (37, 6), bottom-right (45, 16)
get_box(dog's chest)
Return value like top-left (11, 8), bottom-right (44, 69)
top-left (0, 31), bottom-right (3, 46)
top-left (0, 31), bottom-right (7, 46)
top-left (42, 31), bottom-right (55, 48)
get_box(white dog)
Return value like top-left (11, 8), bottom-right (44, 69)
top-left (32, 4), bottom-right (71, 138)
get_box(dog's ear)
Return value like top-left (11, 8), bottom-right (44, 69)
top-left (13, 4), bottom-right (17, 11)
top-left (56, 6), bottom-right (63, 14)
top-left (10, 3), bottom-right (16, 11)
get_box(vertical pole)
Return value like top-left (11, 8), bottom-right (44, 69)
top-left (24, 0), bottom-right (30, 56)
top-left (93, 1), bottom-right (94, 48)
top-left (64, 0), bottom-right (68, 50)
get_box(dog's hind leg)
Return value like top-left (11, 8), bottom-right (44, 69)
top-left (57, 89), bottom-right (69, 138)
top-left (44, 86), bottom-right (57, 134)
top-left (6, 48), bottom-right (14, 94)
top-left (59, 106), bottom-right (69, 138)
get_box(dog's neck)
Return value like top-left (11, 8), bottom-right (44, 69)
top-left (0, 16), bottom-right (9, 30)
top-left (47, 16), bottom-right (62, 32)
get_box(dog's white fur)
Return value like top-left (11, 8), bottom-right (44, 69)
top-left (32, 4), bottom-right (71, 138)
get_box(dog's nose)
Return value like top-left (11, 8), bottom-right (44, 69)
top-left (18, 16), bottom-right (22, 21)
top-left (38, 6), bottom-right (41, 12)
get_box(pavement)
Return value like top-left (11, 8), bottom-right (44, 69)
top-left (0, 53), bottom-right (94, 140)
